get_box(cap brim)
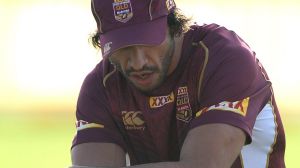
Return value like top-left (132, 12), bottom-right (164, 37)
top-left (100, 16), bottom-right (168, 57)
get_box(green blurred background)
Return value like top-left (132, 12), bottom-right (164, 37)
top-left (0, 0), bottom-right (299, 167)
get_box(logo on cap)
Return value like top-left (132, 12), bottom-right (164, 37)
top-left (103, 42), bottom-right (113, 55)
top-left (113, 0), bottom-right (133, 23)
top-left (166, 0), bottom-right (176, 11)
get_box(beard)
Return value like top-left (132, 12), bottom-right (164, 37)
top-left (115, 37), bottom-right (175, 94)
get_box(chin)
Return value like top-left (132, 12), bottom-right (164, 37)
top-left (133, 79), bottom-right (165, 95)
top-left (133, 83), bottom-right (157, 94)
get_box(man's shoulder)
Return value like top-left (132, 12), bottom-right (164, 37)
top-left (188, 23), bottom-right (251, 51)
top-left (81, 59), bottom-right (117, 91)
top-left (187, 24), bottom-right (255, 67)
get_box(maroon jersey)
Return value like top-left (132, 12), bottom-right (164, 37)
top-left (72, 24), bottom-right (285, 167)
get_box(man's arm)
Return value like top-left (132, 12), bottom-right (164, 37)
top-left (71, 142), bottom-right (126, 168)
top-left (180, 123), bottom-right (246, 168)
top-left (71, 123), bottom-right (245, 168)
top-left (124, 123), bottom-right (245, 168)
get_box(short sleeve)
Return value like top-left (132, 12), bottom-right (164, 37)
top-left (71, 65), bottom-right (126, 151)
top-left (190, 40), bottom-right (272, 143)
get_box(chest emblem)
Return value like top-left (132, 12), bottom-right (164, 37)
top-left (122, 111), bottom-right (145, 131)
top-left (176, 86), bottom-right (192, 122)
top-left (149, 92), bottom-right (174, 108)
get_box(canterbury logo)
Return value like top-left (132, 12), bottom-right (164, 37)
top-left (149, 92), bottom-right (174, 108)
top-left (122, 111), bottom-right (145, 130)
top-left (196, 97), bottom-right (250, 117)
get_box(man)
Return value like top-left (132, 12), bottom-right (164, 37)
top-left (70, 0), bottom-right (286, 167)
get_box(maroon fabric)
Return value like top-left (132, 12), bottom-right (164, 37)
top-left (72, 24), bottom-right (285, 167)
top-left (91, 0), bottom-right (175, 57)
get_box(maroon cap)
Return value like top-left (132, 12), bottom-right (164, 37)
top-left (91, 0), bottom-right (176, 57)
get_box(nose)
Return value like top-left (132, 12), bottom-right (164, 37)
top-left (127, 47), bottom-right (148, 71)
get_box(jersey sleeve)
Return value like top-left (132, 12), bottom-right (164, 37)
top-left (72, 64), bottom-right (126, 151)
top-left (190, 33), bottom-right (272, 143)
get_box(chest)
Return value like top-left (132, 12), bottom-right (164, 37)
top-left (104, 47), bottom-right (206, 162)
top-left (109, 70), bottom-right (201, 152)
top-left (110, 83), bottom-right (199, 163)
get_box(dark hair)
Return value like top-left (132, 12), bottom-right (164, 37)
top-left (89, 8), bottom-right (191, 49)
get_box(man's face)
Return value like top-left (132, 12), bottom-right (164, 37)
top-left (109, 33), bottom-right (175, 93)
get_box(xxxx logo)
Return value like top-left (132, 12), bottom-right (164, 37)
top-left (196, 97), bottom-right (250, 117)
top-left (122, 111), bottom-right (145, 131)
top-left (149, 92), bottom-right (174, 108)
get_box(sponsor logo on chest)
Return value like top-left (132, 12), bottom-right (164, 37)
top-left (176, 86), bottom-right (192, 122)
top-left (149, 92), bottom-right (175, 108)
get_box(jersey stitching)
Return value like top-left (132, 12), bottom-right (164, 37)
top-left (91, 0), bottom-right (103, 33)
top-left (197, 41), bottom-right (209, 103)
top-left (103, 66), bottom-right (117, 87)
top-left (265, 98), bottom-right (278, 168)
top-left (258, 59), bottom-right (278, 168)
top-left (240, 153), bottom-right (245, 168)
top-left (149, 0), bottom-right (153, 20)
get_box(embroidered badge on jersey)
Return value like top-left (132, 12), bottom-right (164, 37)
top-left (149, 92), bottom-right (174, 108)
top-left (122, 111), bottom-right (145, 131)
top-left (196, 97), bottom-right (250, 117)
top-left (112, 0), bottom-right (133, 23)
top-left (176, 86), bottom-right (192, 122)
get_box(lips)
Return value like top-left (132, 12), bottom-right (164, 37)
top-left (129, 71), bottom-right (155, 86)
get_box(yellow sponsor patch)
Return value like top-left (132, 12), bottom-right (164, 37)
top-left (149, 92), bottom-right (174, 108)
top-left (196, 97), bottom-right (250, 117)
top-left (76, 120), bottom-right (104, 131)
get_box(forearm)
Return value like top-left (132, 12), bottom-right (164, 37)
top-left (70, 166), bottom-right (115, 168)
top-left (70, 161), bottom-right (189, 168)
top-left (123, 161), bottom-right (192, 168)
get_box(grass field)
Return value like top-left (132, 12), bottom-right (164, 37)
top-left (0, 112), bottom-right (75, 168)
top-left (0, 112), bottom-right (299, 168)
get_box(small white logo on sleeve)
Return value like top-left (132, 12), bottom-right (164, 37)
top-left (103, 42), bottom-right (113, 55)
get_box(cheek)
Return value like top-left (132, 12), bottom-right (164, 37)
top-left (156, 44), bottom-right (171, 65)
